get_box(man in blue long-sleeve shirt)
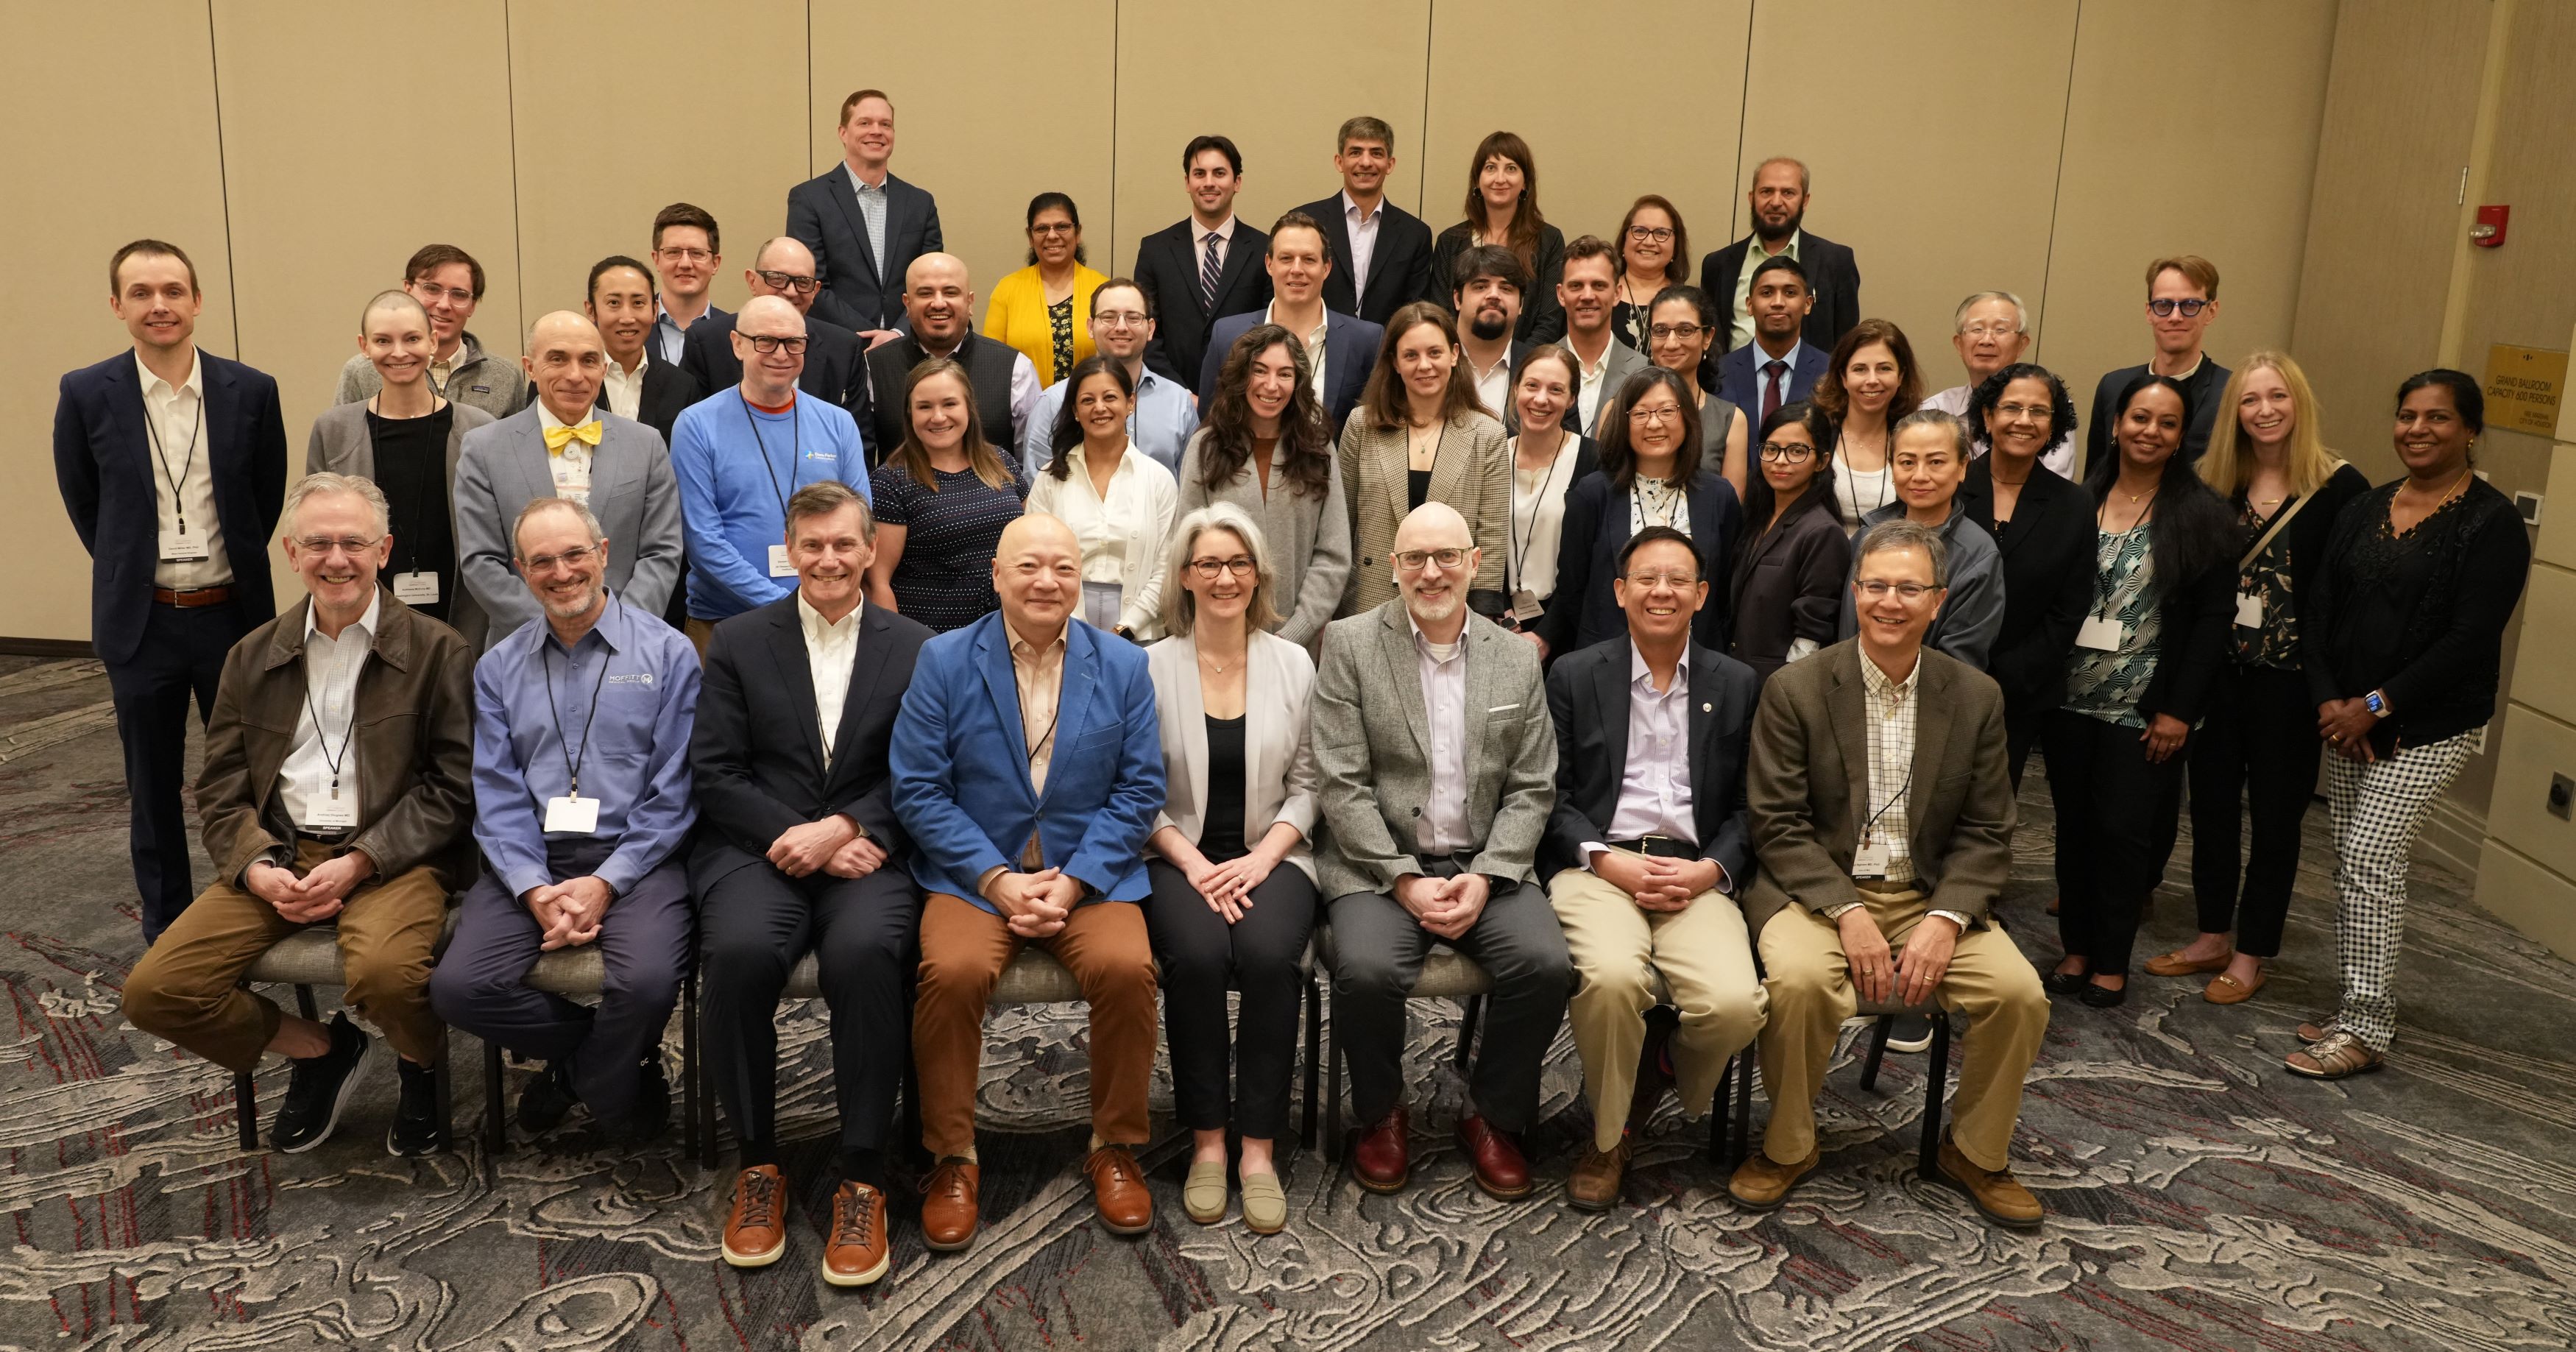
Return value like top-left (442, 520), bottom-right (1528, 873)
top-left (429, 496), bottom-right (701, 1142)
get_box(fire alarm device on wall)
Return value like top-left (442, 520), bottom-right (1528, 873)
top-left (2472, 205), bottom-right (2509, 247)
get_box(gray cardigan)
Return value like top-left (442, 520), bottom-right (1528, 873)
top-left (1175, 429), bottom-right (1352, 649)
top-left (1835, 498), bottom-right (2006, 670)
top-left (335, 330), bottom-right (529, 422)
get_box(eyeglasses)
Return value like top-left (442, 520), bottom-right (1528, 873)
top-left (742, 334), bottom-right (810, 355)
top-left (1993, 401), bottom-right (2051, 422)
top-left (1188, 556), bottom-right (1256, 579)
top-left (1958, 322), bottom-right (2022, 338)
top-left (1393, 548), bottom-right (1469, 572)
top-left (411, 282), bottom-right (474, 305)
top-left (655, 247), bottom-right (713, 263)
top-left (2146, 297), bottom-right (2212, 318)
top-left (1627, 403), bottom-right (1683, 425)
top-left (1094, 310), bottom-right (1150, 327)
top-left (755, 270), bottom-right (821, 295)
top-left (294, 534), bottom-right (384, 557)
top-left (1029, 222), bottom-right (1079, 237)
top-left (1626, 227), bottom-right (1674, 244)
top-left (1855, 580), bottom-right (1938, 600)
top-left (1758, 442), bottom-right (1814, 462)
top-left (1622, 570), bottom-right (1699, 589)
top-left (520, 545), bottom-right (600, 574)
top-left (1647, 324), bottom-right (1706, 342)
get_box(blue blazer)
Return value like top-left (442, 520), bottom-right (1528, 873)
top-left (891, 612), bottom-right (1164, 911)
top-left (1197, 308), bottom-right (1384, 436)
top-left (53, 350), bottom-right (288, 665)
top-left (1716, 341), bottom-right (1828, 415)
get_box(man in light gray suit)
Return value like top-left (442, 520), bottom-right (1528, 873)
top-left (453, 311), bottom-right (684, 650)
top-left (1314, 501), bottom-right (1570, 1202)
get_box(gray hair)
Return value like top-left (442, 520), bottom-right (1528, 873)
top-left (284, 472), bottom-right (389, 538)
top-left (1161, 503), bottom-right (1281, 637)
top-left (1855, 518), bottom-right (1950, 588)
top-left (1752, 155), bottom-right (1811, 192)
top-left (1951, 289), bottom-right (2028, 333)
top-left (1893, 408), bottom-right (1969, 459)
top-left (512, 497), bottom-right (604, 556)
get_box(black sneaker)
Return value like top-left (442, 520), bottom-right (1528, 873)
top-left (387, 1058), bottom-right (447, 1156)
top-left (272, 1013), bottom-right (372, 1153)
top-left (1884, 1014), bottom-right (1935, 1055)
top-left (602, 1059), bottom-right (671, 1147)
top-left (517, 1061), bottom-right (578, 1133)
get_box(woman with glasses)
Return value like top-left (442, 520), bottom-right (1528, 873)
top-left (1178, 326), bottom-right (1351, 649)
top-left (1143, 505), bottom-right (1320, 1236)
top-left (1643, 285), bottom-right (1750, 495)
top-left (983, 193), bottom-right (1108, 386)
top-left (1833, 410), bottom-right (2003, 669)
top-left (1727, 401), bottom-right (1847, 682)
top-left (866, 359), bottom-right (1032, 632)
top-left (1611, 196), bottom-right (1688, 353)
top-left (1500, 346), bottom-right (1599, 660)
top-left (1025, 356), bottom-right (1180, 640)
top-left (1960, 364), bottom-right (2095, 785)
top-left (1812, 319), bottom-right (1924, 533)
top-left (1337, 302), bottom-right (1511, 616)
top-left (1431, 132), bottom-right (1566, 343)
top-left (1542, 367), bottom-right (1742, 655)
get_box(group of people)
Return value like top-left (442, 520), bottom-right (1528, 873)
top-left (53, 93), bottom-right (2534, 1287)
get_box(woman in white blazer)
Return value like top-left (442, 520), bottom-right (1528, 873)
top-left (1025, 355), bottom-right (1180, 639)
top-left (1144, 503), bottom-right (1319, 1236)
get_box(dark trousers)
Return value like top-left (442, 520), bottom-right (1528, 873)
top-left (2188, 663), bottom-right (2322, 957)
top-left (2004, 697), bottom-right (2048, 793)
top-left (698, 859), bottom-right (920, 1183)
top-left (107, 600), bottom-right (250, 941)
top-left (1143, 859), bottom-right (1318, 1139)
top-left (1328, 860), bottom-right (1572, 1133)
top-left (2045, 709), bottom-right (2187, 977)
top-left (428, 840), bottom-right (693, 1127)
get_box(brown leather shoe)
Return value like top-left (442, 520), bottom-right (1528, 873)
top-left (1565, 1139), bottom-right (1628, 1211)
top-left (2295, 1021), bottom-right (2335, 1044)
top-left (2145, 948), bottom-right (2232, 977)
top-left (1935, 1133), bottom-right (2043, 1230)
top-left (1352, 1105), bottom-right (1411, 1194)
top-left (821, 1181), bottom-right (891, 1286)
top-left (1454, 1114), bottom-right (1532, 1200)
top-left (1086, 1146), bottom-right (1154, 1236)
top-left (2285, 1030), bottom-right (2384, 1080)
top-left (1727, 1147), bottom-right (1819, 1211)
top-left (919, 1158), bottom-right (980, 1252)
top-left (721, 1164), bottom-right (788, 1267)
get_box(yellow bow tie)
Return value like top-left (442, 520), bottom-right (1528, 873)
top-left (543, 420), bottom-right (604, 452)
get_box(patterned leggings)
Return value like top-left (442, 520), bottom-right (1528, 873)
top-left (2325, 730), bottom-right (2476, 1051)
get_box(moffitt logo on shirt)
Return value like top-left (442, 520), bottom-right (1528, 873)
top-left (606, 673), bottom-right (654, 686)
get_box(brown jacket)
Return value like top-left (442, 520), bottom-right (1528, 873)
top-left (1743, 639), bottom-right (2014, 936)
top-left (196, 589), bottom-right (478, 893)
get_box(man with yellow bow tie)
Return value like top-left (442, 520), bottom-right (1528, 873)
top-left (453, 311), bottom-right (684, 650)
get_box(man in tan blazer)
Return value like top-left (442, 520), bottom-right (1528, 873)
top-left (1733, 519), bottom-right (2048, 1229)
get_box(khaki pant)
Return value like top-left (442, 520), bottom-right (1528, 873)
top-left (1754, 888), bottom-right (2047, 1172)
top-left (123, 839), bottom-right (450, 1071)
top-left (683, 617), bottom-right (716, 659)
top-left (1551, 859), bottom-right (1766, 1151)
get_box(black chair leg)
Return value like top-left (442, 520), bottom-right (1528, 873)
top-left (1733, 1044), bottom-right (1755, 1166)
top-left (900, 1056), bottom-right (927, 1175)
top-left (1453, 994), bottom-right (1483, 1072)
top-left (483, 1038), bottom-right (507, 1156)
top-left (696, 990), bottom-right (721, 1170)
top-left (1709, 1052), bottom-right (1733, 1164)
top-left (1918, 1014), bottom-right (1952, 1181)
top-left (234, 1070), bottom-right (259, 1151)
top-left (294, 985), bottom-right (319, 1022)
top-left (1326, 985), bottom-right (1345, 1164)
top-left (1301, 971), bottom-right (1321, 1152)
top-left (1859, 1015), bottom-right (1894, 1093)
top-left (680, 969), bottom-right (700, 1161)
top-left (434, 1038), bottom-right (456, 1153)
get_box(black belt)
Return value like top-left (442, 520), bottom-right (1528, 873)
top-left (1606, 835), bottom-right (1697, 860)
top-left (294, 830), bottom-right (354, 845)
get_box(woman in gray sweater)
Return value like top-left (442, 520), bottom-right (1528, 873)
top-left (1176, 324), bottom-right (1351, 649)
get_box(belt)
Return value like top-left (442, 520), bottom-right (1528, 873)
top-left (294, 829), bottom-right (354, 845)
top-left (154, 585), bottom-right (233, 608)
top-left (1606, 835), bottom-right (1698, 860)
top-left (1854, 876), bottom-right (1917, 895)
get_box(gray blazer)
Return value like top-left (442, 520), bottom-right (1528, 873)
top-left (305, 398), bottom-right (497, 636)
top-left (452, 405), bottom-right (684, 650)
top-left (1311, 600), bottom-right (1556, 899)
top-left (1174, 429), bottom-right (1352, 649)
top-left (1146, 629), bottom-right (1320, 882)
top-left (1579, 339), bottom-right (1652, 438)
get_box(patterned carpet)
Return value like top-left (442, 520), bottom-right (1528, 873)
top-left (4, 652), bottom-right (2576, 1351)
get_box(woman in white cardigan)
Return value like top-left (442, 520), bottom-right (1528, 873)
top-left (1144, 503), bottom-right (1319, 1236)
top-left (1026, 355), bottom-right (1180, 639)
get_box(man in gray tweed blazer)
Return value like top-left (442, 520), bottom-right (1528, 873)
top-left (1314, 501), bottom-right (1570, 1202)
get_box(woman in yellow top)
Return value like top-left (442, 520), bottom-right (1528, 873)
top-left (984, 192), bottom-right (1108, 386)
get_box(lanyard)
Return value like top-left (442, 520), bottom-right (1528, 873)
top-left (1507, 433), bottom-right (1571, 592)
top-left (143, 380), bottom-right (205, 535)
top-left (300, 633), bottom-right (362, 801)
top-left (737, 392), bottom-right (801, 520)
top-left (543, 599), bottom-right (620, 799)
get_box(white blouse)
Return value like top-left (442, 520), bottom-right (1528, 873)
top-left (1026, 440), bottom-right (1180, 637)
top-left (1506, 433), bottom-right (1585, 604)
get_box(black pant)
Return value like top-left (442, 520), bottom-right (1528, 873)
top-left (698, 860), bottom-right (920, 1183)
top-left (2004, 697), bottom-right (2048, 793)
top-left (107, 600), bottom-right (252, 941)
top-left (2045, 709), bottom-right (2187, 977)
top-left (1142, 859), bottom-right (1317, 1140)
top-left (2187, 663), bottom-right (2322, 958)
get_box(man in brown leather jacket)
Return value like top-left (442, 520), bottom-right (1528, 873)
top-left (124, 473), bottom-right (476, 1157)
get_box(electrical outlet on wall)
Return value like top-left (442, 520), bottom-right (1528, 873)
top-left (2551, 772), bottom-right (2573, 822)
top-left (2517, 491), bottom-right (2544, 526)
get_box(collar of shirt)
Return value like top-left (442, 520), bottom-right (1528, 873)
top-left (1406, 609), bottom-right (1465, 664)
top-left (1753, 230), bottom-right (1804, 263)
top-left (547, 591), bottom-right (629, 657)
top-left (797, 590), bottom-right (860, 645)
top-left (1465, 347), bottom-right (1512, 385)
top-left (1630, 640), bottom-right (1690, 696)
top-left (305, 587), bottom-right (384, 646)
top-left (844, 163), bottom-right (890, 197)
top-left (1859, 648), bottom-right (1920, 707)
top-left (1340, 188), bottom-right (1383, 224)
top-left (1196, 216), bottom-right (1236, 247)
top-left (1262, 302), bottom-right (1330, 346)
top-left (134, 347), bottom-right (203, 401)
top-left (2156, 351), bottom-right (2207, 382)
top-left (1064, 440), bottom-right (1141, 480)
top-left (1008, 622), bottom-right (1069, 664)
top-left (537, 401), bottom-right (595, 434)
top-left (1757, 338), bottom-right (1807, 372)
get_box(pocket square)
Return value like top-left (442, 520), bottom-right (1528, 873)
top-left (1486, 704), bottom-right (1519, 713)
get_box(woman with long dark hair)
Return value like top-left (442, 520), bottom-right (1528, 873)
top-left (1540, 367), bottom-right (1743, 654)
top-left (1959, 363), bottom-right (2094, 784)
top-left (1643, 284), bottom-right (1749, 495)
top-left (1025, 355), bottom-right (1180, 639)
top-left (1430, 131), bottom-right (1565, 343)
top-left (866, 359), bottom-right (1031, 631)
top-left (1727, 400), bottom-right (1848, 682)
top-left (1175, 325), bottom-right (1350, 648)
top-left (1811, 318), bottom-right (1925, 533)
top-left (1337, 301), bottom-right (1510, 616)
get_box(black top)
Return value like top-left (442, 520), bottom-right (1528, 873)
top-left (1408, 467), bottom-right (1432, 512)
top-left (1429, 222), bottom-right (1568, 344)
top-left (367, 405), bottom-right (456, 624)
top-left (1727, 497), bottom-right (1850, 683)
top-left (1542, 469), bottom-right (1745, 655)
top-left (1200, 714), bottom-right (1248, 862)
top-left (2306, 477), bottom-right (2530, 748)
top-left (2227, 463), bottom-right (2369, 670)
top-left (1959, 456), bottom-right (2095, 716)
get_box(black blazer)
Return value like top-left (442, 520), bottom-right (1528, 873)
top-left (1197, 308), bottom-right (1384, 435)
top-left (679, 310), bottom-right (867, 423)
top-left (2084, 357), bottom-right (2230, 477)
top-left (1541, 470), bottom-right (1745, 656)
top-left (1699, 231), bottom-right (1861, 352)
top-left (1134, 218), bottom-right (1273, 386)
top-left (567, 343), bottom-right (700, 450)
top-left (52, 350), bottom-right (288, 665)
top-left (1726, 499), bottom-right (1851, 683)
top-left (785, 167), bottom-right (943, 336)
top-left (1715, 339), bottom-right (1829, 414)
top-left (687, 595), bottom-right (933, 892)
top-left (1540, 637), bottom-right (1758, 885)
top-left (1298, 193), bottom-right (1434, 328)
top-left (1961, 458), bottom-right (2096, 716)
top-left (1429, 222), bottom-right (1567, 344)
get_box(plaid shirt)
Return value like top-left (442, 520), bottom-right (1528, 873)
top-left (1858, 650), bottom-right (1920, 885)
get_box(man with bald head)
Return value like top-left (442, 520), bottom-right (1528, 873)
top-left (1314, 501), bottom-right (1569, 1200)
top-left (455, 311), bottom-right (683, 650)
top-left (678, 236), bottom-right (868, 422)
top-left (891, 512), bottom-right (1165, 1251)
top-left (863, 252), bottom-right (1039, 463)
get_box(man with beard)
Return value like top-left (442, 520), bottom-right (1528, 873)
top-left (1715, 255), bottom-right (1828, 418)
top-left (1451, 244), bottom-right (1531, 428)
top-left (863, 252), bottom-right (1040, 461)
top-left (1699, 158), bottom-right (1860, 353)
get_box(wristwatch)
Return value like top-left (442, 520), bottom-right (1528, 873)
top-left (2364, 689), bottom-right (2391, 718)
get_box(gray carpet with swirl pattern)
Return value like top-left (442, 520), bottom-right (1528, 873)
top-left (3, 652), bottom-right (2575, 1351)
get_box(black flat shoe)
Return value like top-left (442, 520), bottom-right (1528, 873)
top-left (516, 1061), bottom-right (577, 1133)
top-left (2078, 981), bottom-right (2129, 1008)
top-left (2042, 971), bottom-right (2090, 997)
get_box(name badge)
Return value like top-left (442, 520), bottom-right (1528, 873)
top-left (1853, 837), bottom-right (1890, 879)
top-left (302, 796), bottom-right (358, 831)
top-left (2234, 592), bottom-right (2263, 629)
top-left (768, 544), bottom-right (796, 578)
top-left (392, 571), bottom-right (440, 605)
top-left (2076, 615), bottom-right (2122, 651)
top-left (544, 794), bottom-right (601, 835)
top-left (160, 526), bottom-right (210, 562)
top-left (1510, 588), bottom-right (1546, 623)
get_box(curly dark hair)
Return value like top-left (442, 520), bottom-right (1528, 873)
top-left (1043, 355), bottom-right (1135, 480)
top-left (1962, 361), bottom-right (2076, 459)
top-left (1195, 325), bottom-right (1334, 502)
top-left (2087, 372), bottom-right (2237, 607)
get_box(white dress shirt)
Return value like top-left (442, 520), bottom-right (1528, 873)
top-left (1409, 612), bottom-right (1472, 855)
top-left (799, 592), bottom-right (861, 762)
top-left (1340, 190), bottom-right (1384, 300)
top-left (1023, 442), bottom-right (1181, 637)
top-left (137, 350), bottom-right (233, 589)
top-left (537, 401), bottom-right (596, 502)
top-left (1262, 302), bottom-right (1332, 403)
top-left (600, 351), bottom-right (648, 422)
top-left (1466, 347), bottom-right (1512, 422)
top-left (1585, 643), bottom-right (1698, 857)
top-left (1571, 340), bottom-right (1615, 433)
top-left (1195, 215), bottom-right (1237, 282)
top-left (278, 590), bottom-right (379, 832)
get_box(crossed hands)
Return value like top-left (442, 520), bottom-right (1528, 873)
top-left (246, 850), bottom-right (378, 925)
top-left (768, 815), bottom-right (888, 879)
top-left (1394, 871), bottom-right (1490, 941)
top-left (524, 876), bottom-right (615, 950)
top-left (986, 868), bottom-right (1084, 938)
top-left (1181, 848), bottom-right (1284, 923)
top-left (1592, 851), bottom-right (1723, 913)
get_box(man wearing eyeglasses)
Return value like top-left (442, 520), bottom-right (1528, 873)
top-left (1714, 255), bottom-right (1827, 417)
top-left (2083, 255), bottom-right (2227, 475)
top-left (1922, 291), bottom-right (2031, 424)
top-left (1315, 502), bottom-right (1571, 1202)
top-left (335, 244), bottom-right (530, 421)
top-left (862, 252), bottom-right (1039, 464)
top-left (649, 203), bottom-right (727, 367)
top-left (1699, 158), bottom-right (1861, 354)
top-left (1019, 278), bottom-right (1200, 475)
top-left (1730, 518), bottom-right (2047, 1230)
top-left (679, 238), bottom-right (868, 422)
top-left (454, 312), bottom-right (684, 652)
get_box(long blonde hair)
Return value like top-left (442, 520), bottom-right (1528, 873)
top-left (2198, 351), bottom-right (2338, 499)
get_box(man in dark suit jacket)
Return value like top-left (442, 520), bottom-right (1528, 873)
top-left (693, 481), bottom-right (932, 1286)
top-left (582, 254), bottom-right (701, 448)
top-left (680, 238), bottom-right (866, 422)
top-left (1699, 158), bottom-right (1861, 353)
top-left (1296, 115), bottom-right (1434, 327)
top-left (1716, 255), bottom-right (1830, 416)
top-left (52, 239), bottom-right (287, 940)
top-left (1197, 212), bottom-right (1383, 433)
top-left (2084, 255), bottom-right (2229, 475)
top-left (1134, 134), bottom-right (1273, 385)
top-left (1541, 526), bottom-right (1763, 1210)
top-left (863, 252), bottom-right (1036, 464)
top-left (786, 88), bottom-right (941, 341)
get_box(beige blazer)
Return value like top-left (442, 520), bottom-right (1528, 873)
top-left (1336, 408), bottom-right (1510, 615)
top-left (1145, 630), bottom-right (1320, 882)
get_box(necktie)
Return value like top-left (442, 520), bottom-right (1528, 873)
top-left (543, 420), bottom-right (604, 452)
top-left (1199, 230), bottom-right (1222, 314)
top-left (1763, 360), bottom-right (1788, 418)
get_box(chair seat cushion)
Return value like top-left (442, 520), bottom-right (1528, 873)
top-left (779, 946), bottom-right (1086, 1004)
top-left (244, 910), bottom-right (461, 987)
top-left (1314, 925), bottom-right (1494, 999)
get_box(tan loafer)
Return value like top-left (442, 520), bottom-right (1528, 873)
top-left (1727, 1147), bottom-right (1819, 1211)
top-left (2202, 971), bottom-right (2265, 1005)
top-left (2145, 949), bottom-right (2232, 977)
top-left (1934, 1134), bottom-right (2043, 1230)
top-left (1565, 1139), bottom-right (1629, 1211)
top-left (1183, 1158), bottom-right (1228, 1225)
top-left (1239, 1170), bottom-right (1288, 1235)
top-left (2285, 1030), bottom-right (2383, 1080)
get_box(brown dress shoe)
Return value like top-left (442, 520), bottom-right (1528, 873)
top-left (919, 1158), bottom-right (981, 1252)
top-left (822, 1181), bottom-right (891, 1286)
top-left (1565, 1139), bottom-right (1629, 1211)
top-left (721, 1164), bottom-right (788, 1267)
top-left (1086, 1146), bottom-right (1155, 1236)
top-left (1935, 1134), bottom-right (2042, 1229)
top-left (1727, 1147), bottom-right (1819, 1211)
top-left (1454, 1115), bottom-right (1532, 1200)
top-left (2145, 948), bottom-right (2232, 977)
top-left (1352, 1105), bottom-right (1412, 1194)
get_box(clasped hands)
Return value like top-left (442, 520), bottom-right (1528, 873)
top-left (768, 814), bottom-right (886, 879)
top-left (1393, 871), bottom-right (1490, 941)
top-left (1591, 850), bottom-right (1722, 913)
top-left (246, 850), bottom-right (378, 925)
top-left (2317, 698), bottom-right (2382, 762)
top-left (1838, 904), bottom-right (1958, 1007)
top-left (984, 867), bottom-right (1084, 938)
top-left (523, 875), bottom-right (614, 950)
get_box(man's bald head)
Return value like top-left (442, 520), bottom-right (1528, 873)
top-left (522, 310), bottom-right (607, 423)
top-left (999, 512), bottom-right (1078, 557)
top-left (747, 237), bottom-right (821, 314)
top-left (736, 294), bottom-right (805, 336)
top-left (1393, 500), bottom-right (1473, 553)
top-left (904, 252), bottom-right (974, 348)
top-left (994, 512), bottom-right (1080, 640)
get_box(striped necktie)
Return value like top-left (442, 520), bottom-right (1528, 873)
top-left (1199, 230), bottom-right (1222, 314)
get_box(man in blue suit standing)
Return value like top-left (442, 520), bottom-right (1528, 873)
top-left (54, 239), bottom-right (287, 939)
top-left (893, 513), bottom-right (1164, 1253)
top-left (1716, 256), bottom-right (1830, 419)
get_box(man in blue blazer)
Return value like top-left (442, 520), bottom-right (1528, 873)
top-left (892, 513), bottom-right (1164, 1252)
top-left (1197, 212), bottom-right (1384, 433)
top-left (53, 239), bottom-right (287, 940)
top-left (1716, 255), bottom-right (1831, 417)
top-left (787, 88), bottom-right (942, 344)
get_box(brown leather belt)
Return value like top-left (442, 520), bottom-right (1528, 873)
top-left (153, 586), bottom-right (233, 607)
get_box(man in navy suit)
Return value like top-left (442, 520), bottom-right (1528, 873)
top-left (1198, 212), bottom-right (1384, 433)
top-left (1716, 255), bottom-right (1830, 417)
top-left (1700, 158), bottom-right (1861, 354)
top-left (1295, 116), bottom-right (1434, 328)
top-left (1133, 135), bottom-right (1272, 386)
top-left (53, 239), bottom-right (287, 939)
top-left (787, 88), bottom-right (942, 346)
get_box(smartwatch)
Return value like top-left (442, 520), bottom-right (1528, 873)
top-left (2364, 689), bottom-right (2390, 718)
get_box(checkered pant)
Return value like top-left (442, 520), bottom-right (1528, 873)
top-left (2324, 730), bottom-right (2476, 1051)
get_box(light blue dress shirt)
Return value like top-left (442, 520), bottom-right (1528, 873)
top-left (1019, 366), bottom-right (1202, 477)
